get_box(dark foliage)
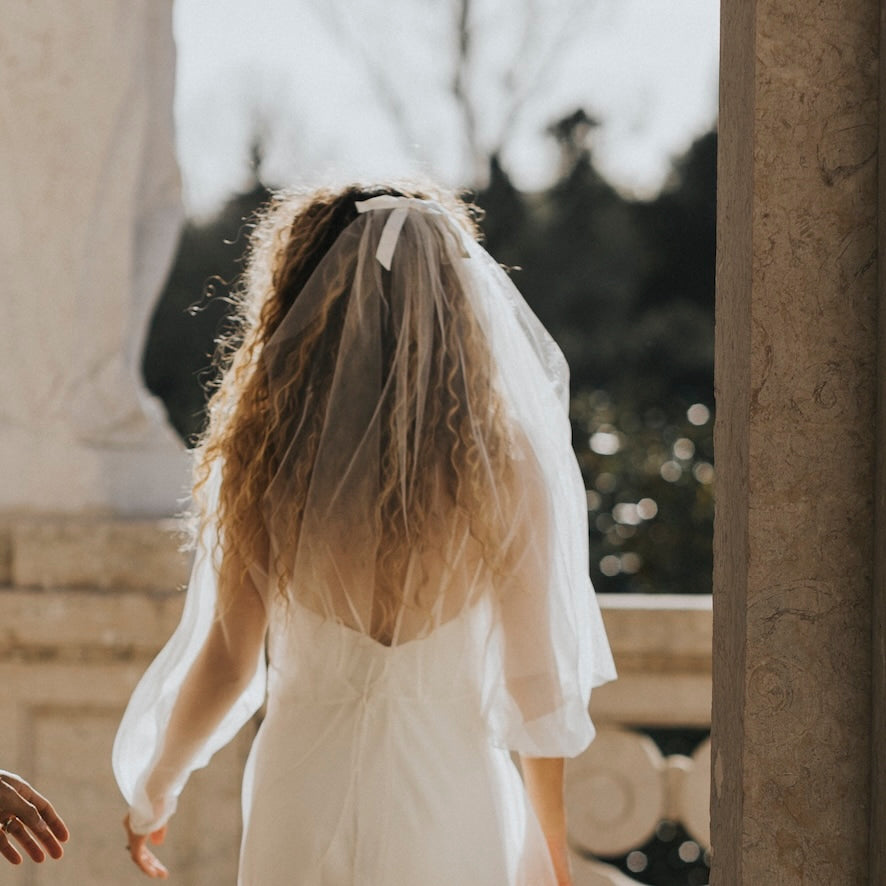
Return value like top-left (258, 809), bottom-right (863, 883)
top-left (474, 118), bottom-right (716, 596)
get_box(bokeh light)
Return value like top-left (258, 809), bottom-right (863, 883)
top-left (621, 552), bottom-right (643, 573)
top-left (678, 840), bottom-right (702, 863)
top-left (693, 462), bottom-right (714, 485)
top-left (600, 555), bottom-right (621, 576)
top-left (613, 502), bottom-right (642, 525)
top-left (673, 437), bottom-right (695, 460)
top-left (686, 403), bottom-right (711, 425)
top-left (590, 428), bottom-right (623, 455)
top-left (637, 497), bottom-right (659, 519)
top-left (626, 850), bottom-right (649, 873)
top-left (595, 472), bottom-right (618, 493)
top-left (660, 461), bottom-right (683, 482)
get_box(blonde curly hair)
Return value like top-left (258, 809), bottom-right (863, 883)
top-left (192, 182), bottom-right (515, 635)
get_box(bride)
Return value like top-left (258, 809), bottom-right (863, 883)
top-left (113, 183), bottom-right (615, 885)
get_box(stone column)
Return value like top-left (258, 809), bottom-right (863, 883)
top-left (871, 3), bottom-right (886, 876)
top-left (713, 0), bottom-right (883, 883)
top-left (0, 0), bottom-right (188, 516)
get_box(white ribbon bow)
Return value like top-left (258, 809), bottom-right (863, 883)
top-left (354, 195), bottom-right (467, 271)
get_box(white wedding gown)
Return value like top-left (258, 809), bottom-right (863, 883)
top-left (238, 600), bottom-right (559, 885)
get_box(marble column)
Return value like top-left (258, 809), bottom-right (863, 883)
top-left (713, 0), bottom-right (884, 882)
top-left (0, 0), bottom-right (188, 516)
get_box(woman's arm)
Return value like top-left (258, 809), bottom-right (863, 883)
top-left (125, 567), bottom-right (267, 878)
top-left (144, 577), bottom-right (267, 803)
top-left (519, 755), bottom-right (572, 886)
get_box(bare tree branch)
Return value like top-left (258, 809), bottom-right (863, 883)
top-left (492, 0), bottom-right (597, 157)
top-left (314, 0), bottom-right (598, 186)
top-left (451, 0), bottom-right (483, 180)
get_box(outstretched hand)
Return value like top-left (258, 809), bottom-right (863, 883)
top-left (0, 770), bottom-right (69, 864)
top-left (124, 815), bottom-right (169, 879)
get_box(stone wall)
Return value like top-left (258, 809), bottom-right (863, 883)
top-left (0, 519), bottom-right (252, 884)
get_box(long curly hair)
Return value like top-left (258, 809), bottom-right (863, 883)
top-left (192, 182), bottom-right (515, 635)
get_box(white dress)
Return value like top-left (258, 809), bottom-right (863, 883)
top-left (238, 600), bottom-right (558, 885)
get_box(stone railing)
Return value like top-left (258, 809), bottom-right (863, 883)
top-left (0, 519), bottom-right (711, 885)
top-left (569, 594), bottom-right (712, 885)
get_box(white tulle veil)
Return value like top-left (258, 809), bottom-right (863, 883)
top-left (114, 192), bottom-right (615, 834)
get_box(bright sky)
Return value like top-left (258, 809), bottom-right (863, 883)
top-left (173, 0), bottom-right (719, 217)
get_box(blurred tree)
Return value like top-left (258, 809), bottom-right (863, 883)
top-left (474, 120), bottom-right (718, 886)
top-left (626, 131), bottom-right (717, 405)
top-left (521, 109), bottom-right (640, 390)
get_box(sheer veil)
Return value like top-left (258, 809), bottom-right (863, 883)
top-left (114, 194), bottom-right (615, 832)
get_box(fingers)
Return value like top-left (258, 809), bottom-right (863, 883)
top-left (131, 841), bottom-right (169, 879)
top-left (0, 813), bottom-right (65, 865)
top-left (2, 816), bottom-right (47, 863)
top-left (0, 829), bottom-right (23, 865)
top-left (125, 816), bottom-right (168, 879)
top-left (0, 772), bottom-right (68, 854)
top-left (1, 799), bottom-right (65, 860)
top-left (18, 784), bottom-right (69, 844)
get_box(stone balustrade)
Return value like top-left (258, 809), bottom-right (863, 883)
top-left (570, 594), bottom-right (712, 886)
top-left (0, 519), bottom-right (711, 885)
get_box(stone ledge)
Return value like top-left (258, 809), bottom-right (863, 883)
top-left (0, 587), bottom-right (185, 662)
top-left (591, 672), bottom-right (712, 728)
top-left (1, 586), bottom-right (713, 679)
top-left (1, 516), bottom-right (191, 590)
top-left (599, 593), bottom-right (712, 669)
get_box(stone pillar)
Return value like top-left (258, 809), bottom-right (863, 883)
top-left (871, 3), bottom-right (886, 876)
top-left (713, 0), bottom-right (883, 883)
top-left (0, 0), bottom-right (188, 516)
